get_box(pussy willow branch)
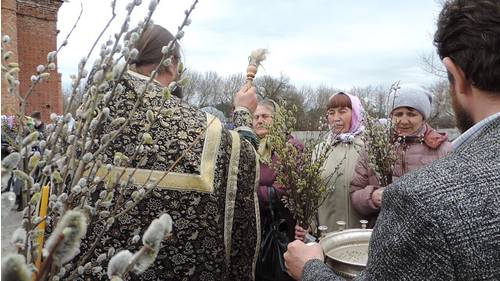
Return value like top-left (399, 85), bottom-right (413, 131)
top-left (48, 0), bottom-right (189, 235)
top-left (121, 244), bottom-right (150, 279)
top-left (66, 1), bottom-right (200, 277)
top-left (42, 0), bottom-right (120, 188)
top-left (62, 0), bottom-right (118, 118)
top-left (65, 0), bottom-right (145, 189)
top-left (66, 115), bottom-right (211, 280)
top-left (90, 0), bottom-right (198, 159)
top-left (41, 1), bottom-right (118, 188)
top-left (85, 138), bottom-right (147, 223)
top-left (72, 0), bottom-right (144, 165)
top-left (115, 117), bottom-right (213, 219)
top-left (90, 97), bottom-right (174, 225)
top-left (34, 233), bottom-right (64, 281)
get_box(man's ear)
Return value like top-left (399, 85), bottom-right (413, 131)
top-left (443, 57), bottom-right (471, 96)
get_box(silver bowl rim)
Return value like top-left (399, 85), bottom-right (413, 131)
top-left (320, 228), bottom-right (372, 267)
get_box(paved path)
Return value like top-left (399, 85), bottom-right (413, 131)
top-left (1, 200), bottom-right (23, 258)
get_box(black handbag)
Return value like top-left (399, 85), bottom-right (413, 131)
top-left (255, 186), bottom-right (294, 281)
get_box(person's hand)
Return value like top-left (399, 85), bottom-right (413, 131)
top-left (284, 240), bottom-right (324, 280)
top-left (295, 225), bottom-right (307, 241)
top-left (233, 84), bottom-right (257, 113)
top-left (371, 187), bottom-right (385, 207)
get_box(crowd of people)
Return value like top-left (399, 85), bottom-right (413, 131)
top-left (2, 0), bottom-right (498, 280)
top-left (284, 0), bottom-right (500, 280)
top-left (257, 84), bottom-right (456, 280)
top-left (1, 112), bottom-right (47, 210)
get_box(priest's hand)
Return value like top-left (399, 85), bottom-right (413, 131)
top-left (233, 84), bottom-right (257, 113)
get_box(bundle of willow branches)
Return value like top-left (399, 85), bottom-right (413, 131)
top-left (1, 0), bottom-right (200, 280)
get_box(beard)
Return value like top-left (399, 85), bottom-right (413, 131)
top-left (451, 92), bottom-right (475, 133)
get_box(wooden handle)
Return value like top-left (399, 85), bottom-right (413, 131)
top-left (246, 64), bottom-right (257, 88)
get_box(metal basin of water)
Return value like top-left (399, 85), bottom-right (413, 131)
top-left (319, 229), bottom-right (372, 280)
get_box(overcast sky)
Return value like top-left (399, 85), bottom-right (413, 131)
top-left (57, 0), bottom-right (444, 91)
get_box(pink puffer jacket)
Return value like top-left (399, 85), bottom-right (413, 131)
top-left (350, 124), bottom-right (453, 225)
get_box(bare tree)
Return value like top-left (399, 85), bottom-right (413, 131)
top-left (426, 80), bottom-right (455, 128)
top-left (350, 85), bottom-right (388, 118)
top-left (216, 73), bottom-right (245, 114)
top-left (197, 71), bottom-right (223, 107)
top-left (303, 85), bottom-right (338, 111)
top-left (419, 37), bottom-right (456, 128)
top-left (62, 80), bottom-right (85, 116)
top-left (299, 85), bottom-right (339, 130)
top-left (420, 52), bottom-right (448, 79)
top-left (300, 85), bottom-right (316, 110)
top-left (254, 73), bottom-right (292, 101)
top-left (182, 70), bottom-right (224, 108)
top-left (182, 70), bottom-right (204, 104)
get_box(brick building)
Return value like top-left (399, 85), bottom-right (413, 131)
top-left (1, 0), bottom-right (63, 122)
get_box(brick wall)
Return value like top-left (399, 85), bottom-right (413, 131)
top-left (1, 0), bottom-right (63, 122)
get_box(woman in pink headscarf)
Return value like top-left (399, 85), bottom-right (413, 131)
top-left (296, 92), bottom-right (365, 240)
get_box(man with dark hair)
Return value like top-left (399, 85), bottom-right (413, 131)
top-left (284, 0), bottom-right (500, 280)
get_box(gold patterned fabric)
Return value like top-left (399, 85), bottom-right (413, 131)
top-left (76, 71), bottom-right (260, 281)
